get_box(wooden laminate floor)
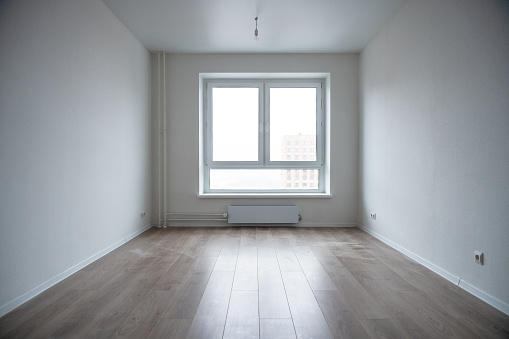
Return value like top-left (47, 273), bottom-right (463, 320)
top-left (1, 227), bottom-right (508, 338)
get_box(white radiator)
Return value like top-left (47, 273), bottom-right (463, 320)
top-left (227, 205), bottom-right (299, 224)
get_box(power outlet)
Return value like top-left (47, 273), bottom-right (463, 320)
top-left (140, 211), bottom-right (146, 218)
top-left (474, 251), bottom-right (484, 265)
top-left (370, 213), bottom-right (376, 220)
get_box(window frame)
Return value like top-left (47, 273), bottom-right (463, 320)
top-left (199, 74), bottom-right (330, 196)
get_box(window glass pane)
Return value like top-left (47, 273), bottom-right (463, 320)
top-left (270, 88), bottom-right (316, 161)
top-left (210, 169), bottom-right (320, 190)
top-left (212, 87), bottom-right (258, 161)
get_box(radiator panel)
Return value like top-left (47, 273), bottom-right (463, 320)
top-left (227, 205), bottom-right (299, 224)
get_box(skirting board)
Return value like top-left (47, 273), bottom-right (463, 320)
top-left (458, 278), bottom-right (509, 316)
top-left (162, 220), bottom-right (357, 227)
top-left (0, 224), bottom-right (152, 318)
top-left (358, 224), bottom-right (509, 316)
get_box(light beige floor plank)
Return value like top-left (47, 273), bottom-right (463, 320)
top-left (78, 286), bottom-right (150, 338)
top-left (314, 289), bottom-right (371, 339)
top-left (293, 246), bottom-right (337, 290)
top-left (223, 290), bottom-right (259, 339)
top-left (232, 246), bottom-right (258, 290)
top-left (282, 271), bottom-right (334, 339)
top-left (353, 278), bottom-right (441, 338)
top-left (259, 268), bottom-right (291, 318)
top-left (117, 290), bottom-right (175, 332)
top-left (214, 254), bottom-right (238, 271)
top-left (149, 318), bottom-right (192, 339)
top-left (260, 319), bottom-right (297, 339)
top-left (275, 246), bottom-right (302, 272)
top-left (153, 254), bottom-right (196, 291)
top-left (258, 251), bottom-right (291, 318)
top-left (186, 270), bottom-right (234, 339)
top-left (63, 270), bottom-right (141, 320)
top-left (161, 272), bottom-right (212, 319)
top-left (359, 318), bottom-right (412, 339)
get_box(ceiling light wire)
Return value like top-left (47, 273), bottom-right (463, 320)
top-left (254, 17), bottom-right (259, 41)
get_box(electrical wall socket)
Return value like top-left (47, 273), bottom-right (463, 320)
top-left (370, 213), bottom-right (376, 220)
top-left (474, 251), bottom-right (484, 265)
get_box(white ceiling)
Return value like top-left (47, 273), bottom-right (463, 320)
top-left (103, 0), bottom-right (408, 53)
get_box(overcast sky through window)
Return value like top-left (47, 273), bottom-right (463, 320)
top-left (210, 86), bottom-right (317, 190)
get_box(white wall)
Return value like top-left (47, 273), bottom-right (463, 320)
top-left (153, 53), bottom-right (359, 227)
top-left (0, 0), bottom-right (151, 315)
top-left (359, 0), bottom-right (509, 310)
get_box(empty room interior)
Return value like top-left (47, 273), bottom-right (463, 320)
top-left (1, 0), bottom-right (508, 338)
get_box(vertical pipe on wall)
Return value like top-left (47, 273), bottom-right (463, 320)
top-left (162, 52), bottom-right (167, 228)
top-left (157, 53), bottom-right (162, 227)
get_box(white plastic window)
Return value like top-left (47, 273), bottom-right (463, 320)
top-left (203, 79), bottom-right (325, 193)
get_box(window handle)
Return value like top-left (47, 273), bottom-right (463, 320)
top-left (259, 123), bottom-right (264, 133)
top-left (265, 123), bottom-right (270, 132)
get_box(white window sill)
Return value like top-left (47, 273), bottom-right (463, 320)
top-left (197, 193), bottom-right (332, 199)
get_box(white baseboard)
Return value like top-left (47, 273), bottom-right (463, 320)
top-left (358, 224), bottom-right (509, 316)
top-left (296, 223), bottom-right (357, 228)
top-left (161, 221), bottom-right (357, 228)
top-left (458, 278), bottom-right (509, 316)
top-left (126, 224), bottom-right (152, 241)
top-left (0, 224), bottom-right (152, 318)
